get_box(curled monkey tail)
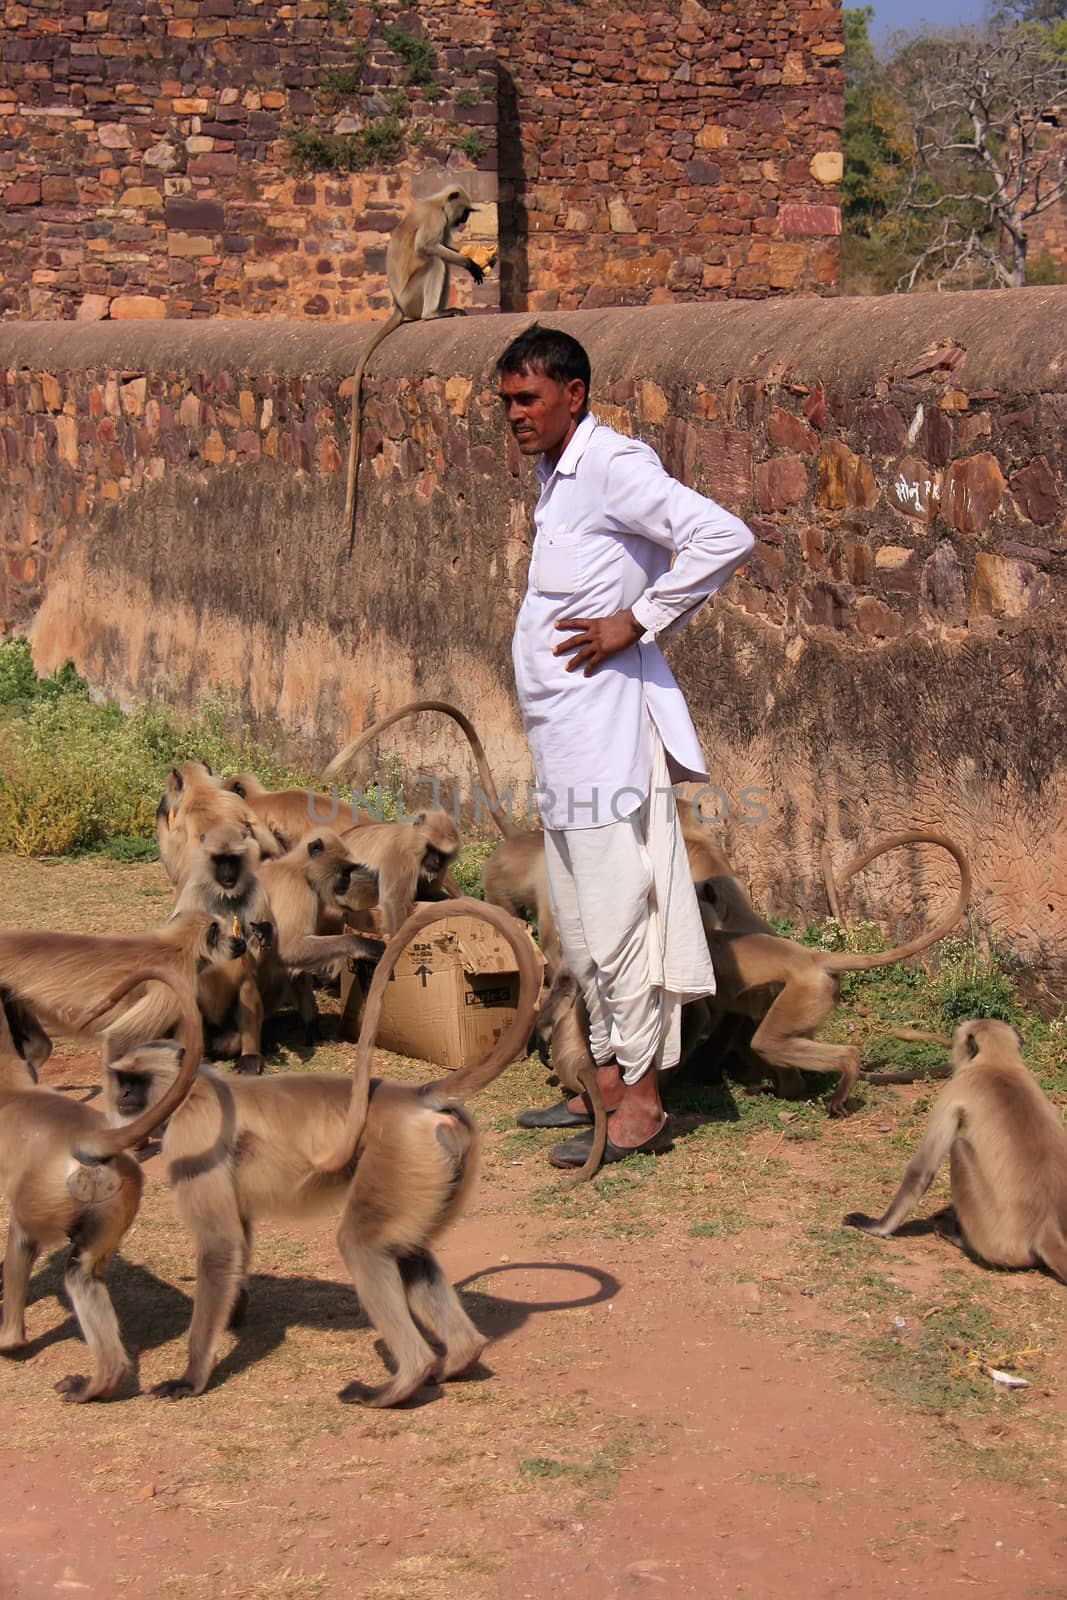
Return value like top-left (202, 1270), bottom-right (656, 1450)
top-left (71, 966), bottom-right (203, 1163)
top-left (823, 831), bottom-right (972, 976)
top-left (320, 700), bottom-right (523, 841)
top-left (310, 898), bottom-right (541, 1178)
top-left (343, 308), bottom-right (405, 546)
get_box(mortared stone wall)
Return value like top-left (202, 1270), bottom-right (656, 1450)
top-left (0, 289), bottom-right (1063, 1001)
top-left (0, 0), bottom-right (843, 321)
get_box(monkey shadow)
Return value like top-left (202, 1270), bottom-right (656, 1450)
top-left (877, 1210), bottom-right (957, 1241)
top-left (211, 1260), bottom-right (621, 1400)
top-left (15, 1250), bottom-right (194, 1364)
top-left (663, 1069), bottom-right (745, 1135)
top-left (260, 1012), bottom-right (340, 1066)
top-left (452, 1261), bottom-right (621, 1340)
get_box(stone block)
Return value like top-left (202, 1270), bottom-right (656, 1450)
top-left (755, 454), bottom-right (808, 513)
top-left (638, 380), bottom-right (669, 426)
top-left (767, 406), bottom-right (816, 455)
top-left (886, 456), bottom-right (940, 523)
top-left (779, 203), bottom-right (841, 236)
top-left (855, 597), bottom-right (902, 638)
top-left (817, 439), bottom-right (878, 510)
top-left (110, 295), bottom-right (166, 319)
top-left (701, 427), bottom-right (752, 510)
top-left (944, 453), bottom-right (1006, 534)
top-left (97, 123), bottom-right (132, 149)
top-left (971, 553), bottom-right (1050, 618)
top-left (863, 403), bottom-right (906, 457)
top-left (4, 179), bottom-right (40, 207)
top-left (1009, 456), bottom-right (1058, 526)
top-left (921, 542), bottom-right (966, 624)
top-left (809, 151), bottom-right (843, 185)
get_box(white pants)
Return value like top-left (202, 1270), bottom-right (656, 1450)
top-left (542, 727), bottom-right (716, 1086)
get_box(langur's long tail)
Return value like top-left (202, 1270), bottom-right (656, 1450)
top-left (72, 968), bottom-right (203, 1161)
top-left (311, 898), bottom-right (542, 1177)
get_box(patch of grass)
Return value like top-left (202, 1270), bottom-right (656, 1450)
top-left (859, 1291), bottom-right (1045, 1417)
top-left (287, 114), bottom-right (404, 174)
top-left (384, 24), bottom-right (435, 85)
top-left (455, 87), bottom-right (484, 107)
top-left (931, 934), bottom-right (1023, 1025)
top-left (451, 838), bottom-right (493, 898)
top-left (323, 51), bottom-right (366, 97)
top-left (455, 130), bottom-right (487, 161)
top-left (0, 642), bottom-right (402, 856)
top-left (0, 635), bottom-right (37, 705)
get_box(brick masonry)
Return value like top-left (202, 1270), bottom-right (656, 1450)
top-left (0, 290), bottom-right (1063, 999)
top-left (0, 0), bottom-right (843, 320)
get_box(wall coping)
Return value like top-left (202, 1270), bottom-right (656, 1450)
top-left (2, 288), bottom-right (1065, 395)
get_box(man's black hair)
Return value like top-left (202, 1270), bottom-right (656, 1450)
top-left (495, 323), bottom-right (591, 406)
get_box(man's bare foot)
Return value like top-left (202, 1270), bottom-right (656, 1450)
top-left (609, 1097), bottom-right (666, 1148)
top-left (566, 1060), bottom-right (624, 1115)
top-left (576, 1063), bottom-right (664, 1149)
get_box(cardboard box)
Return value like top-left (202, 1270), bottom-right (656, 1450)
top-left (338, 912), bottom-right (544, 1070)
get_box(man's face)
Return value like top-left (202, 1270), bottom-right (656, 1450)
top-left (498, 367), bottom-right (586, 465)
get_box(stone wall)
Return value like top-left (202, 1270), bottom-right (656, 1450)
top-left (0, 291), bottom-right (1063, 1001)
top-left (1025, 120), bottom-right (1067, 272)
top-left (0, 0), bottom-right (842, 320)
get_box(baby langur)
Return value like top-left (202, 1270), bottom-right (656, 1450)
top-left (845, 1020), bottom-right (1067, 1280)
top-left (173, 825), bottom-right (275, 1074)
top-left (0, 970), bottom-right (204, 1402)
top-left (344, 185), bottom-right (483, 540)
top-left (255, 828), bottom-right (384, 1041)
top-left (105, 899), bottom-right (543, 1407)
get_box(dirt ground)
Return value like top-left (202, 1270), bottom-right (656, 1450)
top-left (1, 857), bottom-right (1066, 1600)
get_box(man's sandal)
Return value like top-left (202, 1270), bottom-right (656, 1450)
top-left (547, 1116), bottom-right (673, 1168)
top-left (516, 1100), bottom-right (597, 1130)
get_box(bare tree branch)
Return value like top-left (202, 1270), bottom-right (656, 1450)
top-left (889, 23), bottom-right (1067, 287)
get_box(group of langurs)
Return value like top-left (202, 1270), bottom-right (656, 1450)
top-left (1, 180), bottom-right (1063, 1409)
top-left (2, 696), bottom-right (1065, 1410)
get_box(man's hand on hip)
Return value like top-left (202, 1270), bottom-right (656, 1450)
top-left (553, 610), bottom-right (644, 676)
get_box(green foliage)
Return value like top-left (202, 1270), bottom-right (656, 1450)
top-left (324, 0), bottom-right (350, 20)
top-left (287, 116), bottom-right (403, 174)
top-left (0, 649), bottom-right (313, 857)
top-left (359, 114), bottom-right (404, 162)
top-left (843, 8), bottom-right (908, 230)
top-left (1026, 251), bottom-right (1067, 284)
top-left (323, 46), bottom-right (367, 98)
top-left (842, 8), bottom-right (1067, 291)
top-left (0, 637), bottom-right (37, 707)
top-left (384, 24), bottom-right (435, 85)
top-left (930, 935), bottom-right (1023, 1024)
top-left (450, 839), bottom-right (494, 899)
top-left (455, 130), bottom-right (487, 161)
top-left (455, 88), bottom-right (484, 108)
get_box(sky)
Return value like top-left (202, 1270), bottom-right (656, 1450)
top-left (867, 0), bottom-right (991, 46)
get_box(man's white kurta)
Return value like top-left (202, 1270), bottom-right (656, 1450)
top-left (511, 413), bottom-right (755, 831)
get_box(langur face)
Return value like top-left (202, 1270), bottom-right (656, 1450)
top-left (498, 367), bottom-right (587, 466)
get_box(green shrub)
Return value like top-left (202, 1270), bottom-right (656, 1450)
top-left (455, 130), bottom-right (486, 161)
top-left (0, 637), bottom-right (37, 706)
top-left (930, 935), bottom-right (1023, 1025)
top-left (384, 24), bottom-right (435, 85)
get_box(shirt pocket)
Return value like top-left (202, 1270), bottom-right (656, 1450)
top-left (536, 528), bottom-right (582, 594)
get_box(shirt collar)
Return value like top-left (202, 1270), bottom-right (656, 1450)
top-left (536, 411), bottom-right (597, 485)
